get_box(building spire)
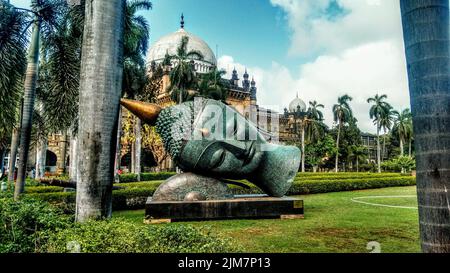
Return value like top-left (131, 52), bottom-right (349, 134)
top-left (180, 13), bottom-right (185, 29)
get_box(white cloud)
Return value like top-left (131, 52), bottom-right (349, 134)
top-left (270, 0), bottom-right (404, 57)
top-left (217, 0), bottom-right (410, 134)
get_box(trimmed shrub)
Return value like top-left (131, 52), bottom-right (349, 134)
top-left (119, 172), bottom-right (176, 183)
top-left (295, 172), bottom-right (403, 178)
top-left (25, 175), bottom-right (416, 211)
top-left (25, 186), bottom-right (64, 194)
top-left (43, 219), bottom-right (241, 253)
top-left (0, 193), bottom-right (72, 253)
top-left (287, 177), bottom-right (416, 195)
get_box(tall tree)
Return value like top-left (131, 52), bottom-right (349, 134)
top-left (75, 0), bottom-right (125, 222)
top-left (349, 145), bottom-right (366, 173)
top-left (14, 0), bottom-right (65, 199)
top-left (332, 94), bottom-right (353, 172)
top-left (165, 36), bottom-right (204, 104)
top-left (306, 101), bottom-right (326, 143)
top-left (379, 105), bottom-right (395, 161)
top-left (198, 69), bottom-right (228, 101)
top-left (392, 109), bottom-right (413, 157)
top-left (400, 0), bottom-right (450, 252)
top-left (367, 94), bottom-right (392, 173)
top-left (120, 0), bottom-right (152, 180)
top-left (0, 1), bottom-right (27, 184)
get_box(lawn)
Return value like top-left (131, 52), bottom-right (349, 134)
top-left (114, 186), bottom-right (420, 253)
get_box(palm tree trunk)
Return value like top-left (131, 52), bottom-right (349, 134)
top-left (356, 157), bottom-right (359, 173)
top-left (35, 138), bottom-right (47, 179)
top-left (301, 123), bottom-right (305, 172)
top-left (335, 122), bottom-right (341, 173)
top-left (376, 122), bottom-right (381, 173)
top-left (69, 133), bottom-right (78, 182)
top-left (114, 107), bottom-right (123, 183)
top-left (15, 18), bottom-right (41, 200)
top-left (7, 129), bottom-right (20, 183)
top-left (134, 117), bottom-right (142, 181)
top-left (75, 0), bottom-right (125, 222)
top-left (59, 132), bottom-right (68, 175)
top-left (8, 98), bottom-right (23, 184)
top-left (401, 0), bottom-right (450, 253)
top-left (408, 138), bottom-right (412, 157)
top-left (131, 141), bottom-right (135, 172)
top-left (400, 138), bottom-right (404, 156)
top-left (0, 148), bottom-right (5, 178)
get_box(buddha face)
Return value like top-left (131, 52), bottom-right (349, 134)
top-left (171, 100), bottom-right (264, 178)
top-left (121, 98), bottom-right (301, 197)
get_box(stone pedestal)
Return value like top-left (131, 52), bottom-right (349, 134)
top-left (144, 195), bottom-right (304, 223)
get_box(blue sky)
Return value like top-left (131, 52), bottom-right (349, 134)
top-left (11, 0), bottom-right (298, 70)
top-left (10, 0), bottom-right (411, 133)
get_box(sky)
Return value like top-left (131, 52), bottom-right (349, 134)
top-left (11, 0), bottom-right (411, 133)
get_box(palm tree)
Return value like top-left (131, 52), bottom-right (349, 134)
top-left (0, 2), bottom-right (27, 184)
top-left (400, 0), bottom-right (450, 252)
top-left (308, 101), bottom-right (324, 121)
top-left (14, 0), bottom-right (64, 199)
top-left (198, 69), bottom-right (228, 101)
top-left (379, 105), bottom-right (395, 160)
top-left (406, 116), bottom-right (414, 158)
top-left (38, 4), bottom-right (84, 178)
top-left (349, 145), bottom-right (366, 173)
top-left (332, 94), bottom-right (353, 172)
top-left (367, 94), bottom-right (392, 173)
top-left (166, 36), bottom-right (204, 104)
top-left (305, 101), bottom-right (326, 146)
top-left (392, 109), bottom-right (412, 157)
top-left (75, 0), bottom-right (126, 222)
top-left (120, 0), bottom-right (151, 181)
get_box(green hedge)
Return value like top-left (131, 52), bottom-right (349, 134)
top-left (295, 172), bottom-right (404, 177)
top-left (287, 177), bottom-right (416, 195)
top-left (26, 176), bottom-right (416, 211)
top-left (118, 172), bottom-right (176, 183)
top-left (25, 186), bottom-right (64, 194)
top-left (44, 219), bottom-right (240, 253)
top-left (117, 171), bottom-right (406, 183)
top-left (294, 173), bottom-right (405, 181)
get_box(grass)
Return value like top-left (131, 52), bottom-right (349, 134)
top-left (114, 186), bottom-right (420, 253)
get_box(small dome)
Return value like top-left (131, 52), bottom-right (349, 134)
top-left (147, 28), bottom-right (216, 73)
top-left (289, 95), bottom-right (307, 112)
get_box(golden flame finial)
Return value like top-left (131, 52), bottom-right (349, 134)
top-left (120, 99), bottom-right (162, 126)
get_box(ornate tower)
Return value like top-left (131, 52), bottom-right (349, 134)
top-left (250, 77), bottom-right (257, 105)
top-left (230, 67), bottom-right (239, 87)
top-left (242, 69), bottom-right (250, 91)
top-left (180, 13), bottom-right (185, 29)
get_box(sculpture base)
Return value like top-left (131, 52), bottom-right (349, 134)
top-left (144, 195), bottom-right (304, 223)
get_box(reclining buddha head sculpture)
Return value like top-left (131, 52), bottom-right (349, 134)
top-left (121, 98), bottom-right (300, 197)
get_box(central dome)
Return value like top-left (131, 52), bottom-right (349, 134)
top-left (289, 95), bottom-right (307, 112)
top-left (147, 28), bottom-right (217, 73)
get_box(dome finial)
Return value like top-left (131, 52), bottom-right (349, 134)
top-left (180, 13), bottom-right (185, 29)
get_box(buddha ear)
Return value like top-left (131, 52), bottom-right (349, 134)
top-left (120, 99), bottom-right (162, 126)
